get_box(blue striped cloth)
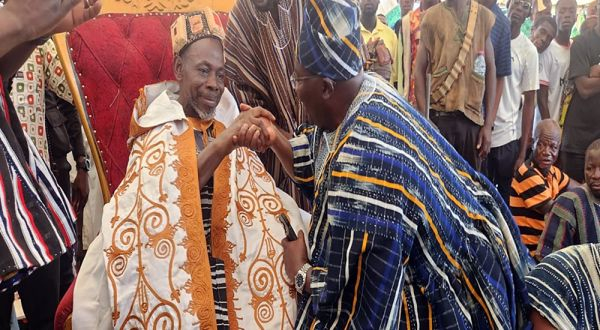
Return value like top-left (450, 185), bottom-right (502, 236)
top-left (297, 0), bottom-right (363, 81)
top-left (490, 4), bottom-right (512, 78)
top-left (291, 74), bottom-right (532, 329)
top-left (527, 243), bottom-right (600, 329)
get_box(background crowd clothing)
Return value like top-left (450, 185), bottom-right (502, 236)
top-left (491, 33), bottom-right (539, 150)
top-left (561, 28), bottom-right (600, 182)
top-left (538, 39), bottom-right (571, 122)
top-left (0, 78), bottom-right (76, 329)
top-left (224, 0), bottom-right (308, 208)
top-left (398, 7), bottom-right (424, 104)
top-left (510, 163), bottom-right (570, 255)
top-left (487, 32), bottom-right (539, 202)
top-left (421, 2), bottom-right (495, 126)
top-left (537, 184), bottom-right (600, 259)
top-left (9, 39), bottom-right (73, 163)
top-left (361, 19), bottom-right (399, 84)
top-left (420, 1), bottom-right (495, 170)
top-left (527, 243), bottom-right (600, 329)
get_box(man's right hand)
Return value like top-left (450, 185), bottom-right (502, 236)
top-left (3, 0), bottom-right (101, 41)
top-left (231, 104), bottom-right (277, 152)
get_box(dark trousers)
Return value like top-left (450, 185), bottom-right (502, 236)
top-left (51, 163), bottom-right (75, 298)
top-left (0, 258), bottom-right (60, 330)
top-left (430, 110), bottom-right (482, 171)
top-left (560, 150), bottom-right (586, 183)
top-left (485, 139), bottom-right (520, 203)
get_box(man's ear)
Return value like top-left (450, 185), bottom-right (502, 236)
top-left (174, 55), bottom-right (184, 81)
top-left (321, 78), bottom-right (336, 100)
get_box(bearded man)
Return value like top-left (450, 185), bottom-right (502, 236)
top-left (72, 9), bottom-right (307, 329)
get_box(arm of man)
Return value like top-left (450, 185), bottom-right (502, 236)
top-left (537, 85), bottom-right (551, 119)
top-left (0, 0), bottom-right (100, 61)
top-left (477, 36), bottom-right (497, 158)
top-left (0, 41), bottom-right (39, 79)
top-left (570, 36), bottom-right (600, 100)
top-left (537, 50), bottom-right (552, 119)
top-left (58, 96), bottom-right (89, 209)
top-left (515, 90), bottom-right (536, 172)
top-left (414, 43), bottom-right (429, 116)
top-left (573, 76), bottom-right (600, 100)
top-left (535, 194), bottom-right (577, 260)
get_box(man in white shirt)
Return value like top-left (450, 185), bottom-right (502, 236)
top-left (537, 0), bottom-right (576, 122)
top-left (487, 0), bottom-right (539, 202)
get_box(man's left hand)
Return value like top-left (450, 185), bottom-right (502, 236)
top-left (282, 230), bottom-right (308, 280)
top-left (71, 171), bottom-right (89, 212)
top-left (477, 125), bottom-right (492, 159)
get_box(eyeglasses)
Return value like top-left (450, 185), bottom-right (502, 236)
top-left (290, 73), bottom-right (321, 89)
top-left (512, 0), bottom-right (532, 11)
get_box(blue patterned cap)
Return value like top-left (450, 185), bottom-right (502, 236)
top-left (298, 0), bottom-right (363, 81)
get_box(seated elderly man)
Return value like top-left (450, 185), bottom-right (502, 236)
top-left (510, 119), bottom-right (575, 255)
top-left (537, 139), bottom-right (600, 259)
top-left (72, 9), bottom-right (307, 329)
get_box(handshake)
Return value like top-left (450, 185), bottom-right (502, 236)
top-left (227, 104), bottom-right (279, 153)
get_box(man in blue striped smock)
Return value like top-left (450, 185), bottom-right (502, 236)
top-left (527, 243), bottom-right (600, 329)
top-left (235, 0), bottom-right (533, 328)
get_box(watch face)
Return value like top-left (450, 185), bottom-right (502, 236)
top-left (295, 273), bottom-right (304, 290)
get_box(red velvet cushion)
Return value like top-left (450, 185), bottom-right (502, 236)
top-left (69, 12), bottom-right (228, 193)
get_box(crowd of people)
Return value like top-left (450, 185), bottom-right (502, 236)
top-left (0, 0), bottom-right (599, 329)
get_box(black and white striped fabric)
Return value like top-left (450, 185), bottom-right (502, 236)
top-left (196, 128), bottom-right (229, 329)
top-left (0, 79), bottom-right (76, 291)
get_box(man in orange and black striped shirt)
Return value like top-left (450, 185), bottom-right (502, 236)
top-left (510, 120), bottom-right (575, 255)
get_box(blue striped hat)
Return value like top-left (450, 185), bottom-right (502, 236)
top-left (298, 0), bottom-right (363, 81)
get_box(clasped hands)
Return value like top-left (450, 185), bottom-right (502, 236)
top-left (229, 104), bottom-right (278, 153)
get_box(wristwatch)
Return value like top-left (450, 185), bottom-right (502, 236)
top-left (295, 263), bottom-right (311, 293)
top-left (76, 157), bottom-right (91, 172)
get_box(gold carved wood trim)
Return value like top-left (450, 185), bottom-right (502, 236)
top-left (101, 0), bottom-right (235, 14)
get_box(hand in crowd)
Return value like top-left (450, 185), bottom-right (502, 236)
top-left (514, 154), bottom-right (526, 174)
top-left (590, 64), bottom-right (600, 78)
top-left (477, 125), bottom-right (492, 159)
top-left (3, 0), bottom-right (101, 41)
top-left (281, 230), bottom-right (309, 281)
top-left (231, 104), bottom-right (278, 152)
top-left (52, 0), bottom-right (103, 35)
top-left (72, 172), bottom-right (90, 212)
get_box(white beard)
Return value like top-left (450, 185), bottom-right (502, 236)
top-left (190, 101), bottom-right (216, 120)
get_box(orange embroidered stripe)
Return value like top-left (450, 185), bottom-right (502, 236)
top-left (294, 175), bottom-right (315, 183)
top-left (460, 270), bottom-right (494, 327)
top-left (331, 170), bottom-right (460, 270)
top-left (344, 232), bottom-right (369, 330)
top-left (402, 294), bottom-right (411, 330)
top-left (428, 303), bottom-right (433, 330)
top-left (309, 0), bottom-right (332, 37)
top-left (355, 116), bottom-right (487, 222)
